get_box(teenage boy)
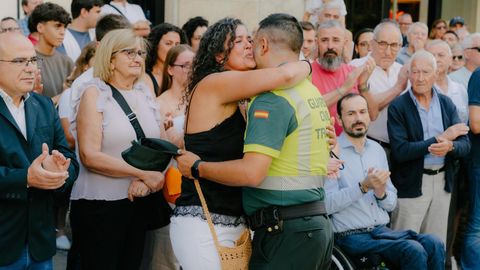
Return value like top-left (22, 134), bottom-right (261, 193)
top-left (58, 0), bottom-right (103, 62)
top-left (30, 2), bottom-right (73, 103)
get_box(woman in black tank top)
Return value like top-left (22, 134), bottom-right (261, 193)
top-left (169, 18), bottom-right (311, 270)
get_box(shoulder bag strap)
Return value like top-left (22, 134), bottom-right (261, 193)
top-left (107, 82), bottom-right (146, 140)
top-left (194, 179), bottom-right (222, 249)
top-left (108, 3), bottom-right (126, 18)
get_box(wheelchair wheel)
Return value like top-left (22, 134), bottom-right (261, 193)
top-left (331, 245), bottom-right (355, 270)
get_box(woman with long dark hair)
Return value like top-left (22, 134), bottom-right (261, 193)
top-left (169, 17), bottom-right (311, 270)
top-left (143, 23), bottom-right (186, 97)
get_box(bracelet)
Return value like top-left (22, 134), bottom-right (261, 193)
top-left (301, 59), bottom-right (312, 75)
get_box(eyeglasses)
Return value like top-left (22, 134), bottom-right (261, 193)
top-left (0, 56), bottom-right (40, 67)
top-left (452, 55), bottom-right (464, 61)
top-left (113, 48), bottom-right (147, 59)
top-left (435, 25), bottom-right (446, 30)
top-left (0, 27), bottom-right (20, 33)
top-left (171, 63), bottom-right (192, 71)
top-left (467, 47), bottom-right (480, 53)
top-left (374, 40), bottom-right (401, 51)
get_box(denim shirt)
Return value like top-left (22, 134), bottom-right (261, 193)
top-left (325, 133), bottom-right (397, 233)
top-left (408, 88), bottom-right (445, 166)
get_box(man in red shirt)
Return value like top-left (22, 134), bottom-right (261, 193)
top-left (312, 20), bottom-right (378, 134)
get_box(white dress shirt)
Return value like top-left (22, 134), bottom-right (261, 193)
top-left (101, 1), bottom-right (147, 24)
top-left (435, 77), bottom-right (469, 123)
top-left (351, 57), bottom-right (405, 143)
top-left (0, 89), bottom-right (29, 139)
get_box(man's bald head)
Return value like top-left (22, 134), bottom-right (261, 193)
top-left (0, 32), bottom-right (35, 58)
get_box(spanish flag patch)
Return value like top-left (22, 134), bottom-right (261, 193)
top-left (254, 110), bottom-right (269, 119)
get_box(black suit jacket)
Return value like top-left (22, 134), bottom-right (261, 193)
top-left (0, 92), bottom-right (79, 265)
top-left (387, 89), bottom-right (470, 198)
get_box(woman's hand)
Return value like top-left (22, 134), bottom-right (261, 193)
top-left (137, 171), bottom-right (165, 192)
top-left (128, 179), bottom-right (151, 201)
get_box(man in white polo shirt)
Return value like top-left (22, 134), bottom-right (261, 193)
top-left (350, 21), bottom-right (408, 158)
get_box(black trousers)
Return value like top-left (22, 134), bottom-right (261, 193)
top-left (70, 199), bottom-right (146, 270)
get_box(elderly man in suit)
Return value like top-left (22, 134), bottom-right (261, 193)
top-left (0, 32), bottom-right (78, 269)
top-left (388, 50), bottom-right (470, 247)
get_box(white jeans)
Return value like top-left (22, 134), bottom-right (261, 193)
top-left (170, 215), bottom-right (246, 270)
top-left (392, 169), bottom-right (451, 245)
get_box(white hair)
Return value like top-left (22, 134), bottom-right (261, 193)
top-left (461, 32), bottom-right (480, 50)
top-left (407, 22), bottom-right (428, 35)
top-left (319, 0), bottom-right (347, 16)
top-left (410, 50), bottom-right (437, 72)
top-left (373, 21), bottom-right (402, 44)
top-left (317, 19), bottom-right (344, 32)
top-left (426, 39), bottom-right (452, 56)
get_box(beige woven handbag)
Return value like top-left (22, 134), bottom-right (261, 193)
top-left (194, 179), bottom-right (252, 270)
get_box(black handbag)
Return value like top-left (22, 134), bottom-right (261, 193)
top-left (108, 83), bottom-right (176, 229)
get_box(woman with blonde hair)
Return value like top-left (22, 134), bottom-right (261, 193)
top-left (69, 29), bottom-right (168, 270)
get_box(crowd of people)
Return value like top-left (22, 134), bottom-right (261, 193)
top-left (1, 0), bottom-right (480, 269)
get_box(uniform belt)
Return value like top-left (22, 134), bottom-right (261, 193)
top-left (423, 166), bottom-right (445, 175)
top-left (247, 200), bottom-right (327, 231)
top-left (367, 136), bottom-right (390, 149)
top-left (334, 226), bottom-right (376, 238)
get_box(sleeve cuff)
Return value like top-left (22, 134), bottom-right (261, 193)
top-left (244, 144), bottom-right (280, 158)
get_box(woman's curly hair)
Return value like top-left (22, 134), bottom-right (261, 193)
top-left (186, 17), bottom-right (243, 102)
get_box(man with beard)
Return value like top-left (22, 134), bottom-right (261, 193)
top-left (325, 93), bottom-right (445, 269)
top-left (312, 20), bottom-right (378, 135)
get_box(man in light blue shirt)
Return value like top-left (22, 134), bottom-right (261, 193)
top-left (325, 93), bottom-right (445, 269)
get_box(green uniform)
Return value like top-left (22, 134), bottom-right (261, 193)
top-left (243, 79), bottom-right (333, 269)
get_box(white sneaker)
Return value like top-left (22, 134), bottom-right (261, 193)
top-left (56, 235), bottom-right (71, 250)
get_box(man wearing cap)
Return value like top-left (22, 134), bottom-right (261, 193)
top-left (449, 33), bottom-right (480, 89)
top-left (449, 16), bottom-right (465, 31)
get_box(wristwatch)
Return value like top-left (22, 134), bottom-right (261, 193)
top-left (191, 159), bottom-right (203, 179)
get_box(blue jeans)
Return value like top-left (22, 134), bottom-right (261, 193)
top-left (461, 165), bottom-right (480, 270)
top-left (335, 225), bottom-right (444, 270)
top-left (0, 247), bottom-right (52, 270)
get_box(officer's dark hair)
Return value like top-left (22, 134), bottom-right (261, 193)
top-left (182, 16), bottom-right (209, 46)
top-left (30, 3), bottom-right (71, 33)
top-left (257, 13), bottom-right (303, 54)
top-left (95, 14), bottom-right (131, 42)
top-left (71, 0), bottom-right (104, 19)
top-left (337, 93), bottom-right (368, 118)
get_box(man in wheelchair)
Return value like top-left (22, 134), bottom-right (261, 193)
top-left (325, 93), bottom-right (445, 269)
